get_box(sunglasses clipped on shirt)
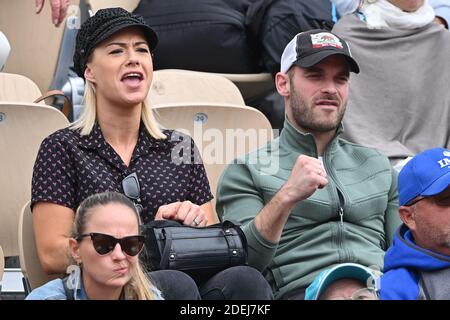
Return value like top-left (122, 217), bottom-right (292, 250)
top-left (77, 233), bottom-right (145, 256)
top-left (122, 172), bottom-right (144, 214)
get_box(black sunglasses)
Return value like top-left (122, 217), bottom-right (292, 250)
top-left (77, 233), bottom-right (145, 256)
top-left (122, 172), bottom-right (143, 214)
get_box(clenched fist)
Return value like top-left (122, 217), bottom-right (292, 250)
top-left (281, 155), bottom-right (328, 203)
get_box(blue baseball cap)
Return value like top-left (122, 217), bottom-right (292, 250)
top-left (305, 263), bottom-right (378, 300)
top-left (398, 148), bottom-right (450, 206)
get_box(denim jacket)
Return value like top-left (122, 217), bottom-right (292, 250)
top-left (25, 278), bottom-right (89, 300)
top-left (25, 277), bottom-right (163, 300)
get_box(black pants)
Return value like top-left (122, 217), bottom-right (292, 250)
top-left (150, 266), bottom-right (273, 300)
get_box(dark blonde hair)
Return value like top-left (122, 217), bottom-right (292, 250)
top-left (74, 192), bottom-right (159, 300)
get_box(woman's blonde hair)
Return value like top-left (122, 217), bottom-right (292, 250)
top-left (70, 81), bottom-right (166, 140)
top-left (73, 192), bottom-right (160, 300)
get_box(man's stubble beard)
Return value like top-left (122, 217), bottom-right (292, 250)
top-left (289, 79), bottom-right (346, 133)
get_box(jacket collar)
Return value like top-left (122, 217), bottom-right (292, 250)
top-left (279, 116), bottom-right (343, 157)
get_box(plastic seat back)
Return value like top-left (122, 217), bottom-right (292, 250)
top-left (0, 245), bottom-right (4, 285)
top-left (153, 102), bottom-right (273, 213)
top-left (0, 73), bottom-right (42, 103)
top-left (0, 0), bottom-right (80, 93)
top-left (0, 102), bottom-right (69, 257)
top-left (151, 70), bottom-right (245, 106)
top-left (86, 0), bottom-right (140, 13)
top-left (19, 201), bottom-right (60, 292)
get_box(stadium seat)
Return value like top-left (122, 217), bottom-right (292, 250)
top-left (19, 201), bottom-right (60, 293)
top-left (156, 69), bottom-right (274, 105)
top-left (151, 70), bottom-right (245, 106)
top-left (0, 245), bottom-right (4, 286)
top-left (213, 72), bottom-right (275, 103)
top-left (86, 0), bottom-right (140, 13)
top-left (0, 102), bottom-right (69, 258)
top-left (0, 0), bottom-right (80, 93)
top-left (0, 73), bottom-right (43, 103)
top-left (153, 102), bottom-right (273, 214)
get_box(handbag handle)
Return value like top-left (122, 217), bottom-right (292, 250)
top-left (34, 89), bottom-right (72, 120)
top-left (159, 228), bottom-right (173, 269)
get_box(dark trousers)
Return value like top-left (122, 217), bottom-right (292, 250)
top-left (150, 270), bottom-right (201, 300)
top-left (150, 266), bottom-right (273, 300)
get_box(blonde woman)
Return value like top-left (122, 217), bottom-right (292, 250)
top-left (27, 192), bottom-right (162, 300)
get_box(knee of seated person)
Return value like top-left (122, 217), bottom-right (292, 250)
top-left (221, 266), bottom-right (273, 298)
top-left (149, 270), bottom-right (200, 300)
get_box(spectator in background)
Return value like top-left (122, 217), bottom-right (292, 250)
top-left (332, 0), bottom-right (450, 166)
top-left (35, 0), bottom-right (70, 27)
top-left (305, 263), bottom-right (380, 300)
top-left (381, 148), bottom-right (450, 300)
top-left (27, 192), bottom-right (164, 300)
top-left (217, 29), bottom-right (400, 300)
top-left (331, 0), bottom-right (449, 28)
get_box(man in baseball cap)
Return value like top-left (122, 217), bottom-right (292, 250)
top-left (398, 147), bottom-right (450, 207)
top-left (217, 29), bottom-right (400, 300)
top-left (381, 148), bottom-right (450, 300)
top-left (280, 29), bottom-right (359, 74)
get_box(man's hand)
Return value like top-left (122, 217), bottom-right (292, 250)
top-left (281, 155), bottom-right (329, 204)
top-left (35, 0), bottom-right (69, 27)
top-left (253, 155), bottom-right (328, 244)
top-left (155, 201), bottom-right (208, 227)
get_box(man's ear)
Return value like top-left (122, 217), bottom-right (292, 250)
top-left (84, 65), bottom-right (96, 84)
top-left (275, 72), bottom-right (290, 97)
top-left (399, 206), bottom-right (417, 231)
top-left (69, 238), bottom-right (82, 265)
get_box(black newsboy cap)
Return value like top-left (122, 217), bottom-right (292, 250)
top-left (73, 7), bottom-right (158, 78)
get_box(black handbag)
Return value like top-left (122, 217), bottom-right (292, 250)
top-left (142, 220), bottom-right (248, 282)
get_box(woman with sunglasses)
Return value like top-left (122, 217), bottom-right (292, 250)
top-left (27, 192), bottom-right (163, 300)
top-left (31, 8), bottom-right (272, 300)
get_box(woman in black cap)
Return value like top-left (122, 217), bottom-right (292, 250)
top-left (31, 7), bottom-right (272, 300)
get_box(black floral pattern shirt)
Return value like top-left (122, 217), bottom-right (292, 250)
top-left (31, 123), bottom-right (213, 224)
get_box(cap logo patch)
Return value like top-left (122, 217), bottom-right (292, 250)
top-left (310, 33), bottom-right (343, 49)
top-left (438, 156), bottom-right (450, 169)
